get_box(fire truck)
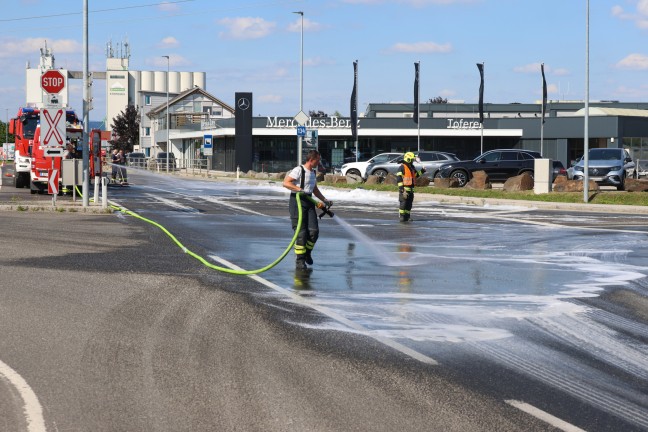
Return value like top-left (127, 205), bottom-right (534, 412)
top-left (8, 107), bottom-right (40, 188)
top-left (29, 111), bottom-right (102, 194)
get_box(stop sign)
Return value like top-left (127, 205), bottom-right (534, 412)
top-left (41, 70), bottom-right (65, 94)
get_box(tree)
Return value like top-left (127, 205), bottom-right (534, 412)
top-left (428, 96), bottom-right (448, 104)
top-left (0, 120), bottom-right (14, 144)
top-left (109, 105), bottom-right (140, 152)
top-left (308, 110), bottom-right (328, 118)
top-left (333, 110), bottom-right (342, 117)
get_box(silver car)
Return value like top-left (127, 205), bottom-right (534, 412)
top-left (340, 152), bottom-right (402, 178)
top-left (366, 151), bottom-right (460, 179)
top-left (571, 148), bottom-right (634, 190)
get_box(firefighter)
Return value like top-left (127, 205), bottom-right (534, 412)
top-left (397, 152), bottom-right (425, 222)
top-left (283, 150), bottom-right (332, 270)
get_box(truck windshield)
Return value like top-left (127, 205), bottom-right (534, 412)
top-left (22, 117), bottom-right (39, 139)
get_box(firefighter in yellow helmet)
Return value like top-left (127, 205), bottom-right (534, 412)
top-left (397, 152), bottom-right (425, 222)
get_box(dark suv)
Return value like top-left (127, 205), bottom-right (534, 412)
top-left (435, 149), bottom-right (542, 187)
top-left (155, 152), bottom-right (177, 170)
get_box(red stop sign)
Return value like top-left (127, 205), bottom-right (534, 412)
top-left (41, 70), bottom-right (66, 94)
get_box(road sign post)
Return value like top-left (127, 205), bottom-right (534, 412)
top-left (40, 108), bottom-right (66, 147)
top-left (41, 70), bottom-right (66, 94)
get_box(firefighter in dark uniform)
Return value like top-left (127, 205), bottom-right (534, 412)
top-left (283, 150), bottom-right (332, 270)
top-left (397, 152), bottom-right (425, 222)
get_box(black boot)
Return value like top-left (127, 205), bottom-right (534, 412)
top-left (296, 258), bottom-right (308, 270)
top-left (305, 250), bottom-right (313, 265)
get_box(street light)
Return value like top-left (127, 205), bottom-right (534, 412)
top-left (293, 11), bottom-right (303, 166)
top-left (162, 55), bottom-right (170, 173)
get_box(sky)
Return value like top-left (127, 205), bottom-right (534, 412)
top-left (2, 0), bottom-right (648, 124)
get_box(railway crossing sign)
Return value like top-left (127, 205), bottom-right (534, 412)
top-left (41, 70), bottom-right (66, 94)
top-left (40, 109), bottom-right (66, 146)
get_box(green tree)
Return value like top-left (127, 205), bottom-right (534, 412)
top-left (333, 110), bottom-right (342, 117)
top-left (0, 120), bottom-right (15, 145)
top-left (109, 105), bottom-right (140, 152)
top-left (308, 110), bottom-right (328, 118)
top-left (427, 96), bottom-right (448, 104)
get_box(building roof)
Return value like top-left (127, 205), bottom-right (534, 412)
top-left (147, 86), bottom-right (235, 117)
top-left (572, 107), bottom-right (648, 117)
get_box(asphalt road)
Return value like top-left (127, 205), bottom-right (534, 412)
top-left (2, 165), bottom-right (648, 431)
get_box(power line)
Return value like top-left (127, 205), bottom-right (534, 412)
top-left (0, 0), bottom-right (194, 22)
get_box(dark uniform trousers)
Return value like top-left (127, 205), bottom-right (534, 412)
top-left (289, 193), bottom-right (319, 262)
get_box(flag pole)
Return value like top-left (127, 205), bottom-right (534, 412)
top-left (350, 60), bottom-right (359, 162)
top-left (541, 63), bottom-right (547, 157)
top-left (477, 62), bottom-right (484, 155)
top-left (417, 62), bottom-right (420, 152)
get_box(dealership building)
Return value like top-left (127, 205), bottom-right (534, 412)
top-left (146, 89), bottom-right (648, 173)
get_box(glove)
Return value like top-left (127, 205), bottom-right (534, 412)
top-left (323, 199), bottom-right (333, 208)
top-left (316, 201), bottom-right (326, 209)
top-left (421, 167), bottom-right (427, 174)
top-left (402, 190), bottom-right (410, 200)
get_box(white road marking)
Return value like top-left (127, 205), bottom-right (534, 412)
top-left (506, 400), bottom-right (587, 432)
top-left (141, 186), bottom-right (266, 216)
top-left (208, 254), bottom-right (439, 365)
top-left (144, 194), bottom-right (199, 212)
top-left (0, 359), bottom-right (47, 431)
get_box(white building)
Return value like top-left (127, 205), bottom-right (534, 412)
top-left (24, 41), bottom-right (208, 154)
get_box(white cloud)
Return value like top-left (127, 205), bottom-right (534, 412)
top-left (386, 41), bottom-right (452, 54)
top-left (342, 0), bottom-right (477, 4)
top-left (158, 1), bottom-right (180, 12)
top-left (513, 63), bottom-right (545, 74)
top-left (159, 36), bottom-right (180, 48)
top-left (304, 57), bottom-right (335, 67)
top-left (612, 2), bottom-right (648, 28)
top-left (616, 53), bottom-right (648, 69)
top-left (218, 17), bottom-right (276, 40)
top-left (547, 83), bottom-right (558, 94)
top-left (552, 68), bottom-right (570, 76)
top-left (149, 54), bottom-right (190, 68)
top-left (259, 94), bottom-right (283, 103)
top-left (287, 17), bottom-right (324, 32)
top-left (0, 37), bottom-right (81, 58)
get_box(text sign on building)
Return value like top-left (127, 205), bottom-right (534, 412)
top-left (203, 134), bottom-right (213, 156)
top-left (41, 70), bottom-right (66, 94)
top-left (40, 109), bottom-right (66, 146)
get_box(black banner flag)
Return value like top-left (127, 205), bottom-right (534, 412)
top-left (350, 60), bottom-right (358, 140)
top-left (541, 63), bottom-right (547, 124)
top-left (413, 62), bottom-right (420, 124)
top-left (477, 63), bottom-right (484, 124)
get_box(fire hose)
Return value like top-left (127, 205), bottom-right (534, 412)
top-left (78, 187), bottom-right (332, 275)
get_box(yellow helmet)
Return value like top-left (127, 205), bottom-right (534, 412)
top-left (403, 152), bottom-right (416, 163)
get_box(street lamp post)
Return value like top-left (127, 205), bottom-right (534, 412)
top-left (293, 11), bottom-right (304, 166)
top-left (162, 55), bottom-right (170, 173)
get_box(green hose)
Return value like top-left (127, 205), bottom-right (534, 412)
top-left (76, 185), bottom-right (304, 275)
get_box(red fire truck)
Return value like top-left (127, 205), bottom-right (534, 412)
top-left (8, 107), bottom-right (40, 188)
top-left (29, 111), bottom-right (102, 194)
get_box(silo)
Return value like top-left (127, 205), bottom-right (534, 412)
top-left (169, 71), bottom-right (180, 93)
top-left (193, 72), bottom-right (206, 90)
top-left (154, 71), bottom-right (167, 93)
top-left (140, 71), bottom-right (154, 92)
top-left (180, 72), bottom-right (192, 92)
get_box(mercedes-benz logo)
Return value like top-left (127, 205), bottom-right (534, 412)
top-left (592, 168), bottom-right (599, 175)
top-left (237, 97), bottom-right (250, 111)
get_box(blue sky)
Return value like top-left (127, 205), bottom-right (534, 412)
top-left (2, 0), bottom-right (648, 124)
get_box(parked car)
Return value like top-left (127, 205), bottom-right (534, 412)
top-left (552, 160), bottom-right (567, 181)
top-left (570, 148), bottom-right (634, 190)
top-left (340, 152), bottom-right (402, 178)
top-left (155, 152), bottom-right (177, 170)
top-left (126, 152), bottom-right (147, 167)
top-left (435, 149), bottom-right (542, 187)
top-left (366, 151), bottom-right (460, 179)
top-left (567, 156), bottom-right (582, 179)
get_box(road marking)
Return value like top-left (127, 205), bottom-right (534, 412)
top-left (144, 193), bottom-right (199, 213)
top-left (0, 359), bottom-right (47, 432)
top-left (505, 400), bottom-right (586, 432)
top-left (141, 186), bottom-right (266, 216)
top-left (208, 254), bottom-right (439, 365)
